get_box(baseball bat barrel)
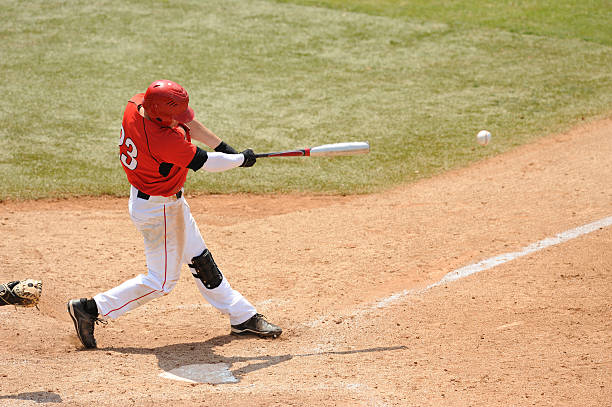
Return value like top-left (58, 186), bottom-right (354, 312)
top-left (254, 141), bottom-right (369, 158)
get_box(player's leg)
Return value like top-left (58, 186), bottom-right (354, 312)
top-left (181, 199), bottom-right (255, 324)
top-left (94, 197), bottom-right (184, 319)
top-left (69, 196), bottom-right (187, 348)
top-left (181, 199), bottom-right (282, 337)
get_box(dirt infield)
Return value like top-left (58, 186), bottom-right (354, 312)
top-left (1, 118), bottom-right (611, 406)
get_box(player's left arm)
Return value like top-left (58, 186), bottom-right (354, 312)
top-left (156, 130), bottom-right (250, 174)
top-left (186, 119), bottom-right (238, 154)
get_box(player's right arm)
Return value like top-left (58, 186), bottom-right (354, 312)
top-left (187, 119), bottom-right (223, 149)
top-left (187, 119), bottom-right (240, 155)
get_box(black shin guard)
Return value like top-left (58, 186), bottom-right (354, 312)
top-left (189, 249), bottom-right (223, 289)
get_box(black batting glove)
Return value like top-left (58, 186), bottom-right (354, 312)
top-left (240, 149), bottom-right (257, 167)
top-left (214, 141), bottom-right (238, 154)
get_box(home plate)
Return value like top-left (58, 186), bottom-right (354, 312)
top-left (159, 363), bottom-right (238, 384)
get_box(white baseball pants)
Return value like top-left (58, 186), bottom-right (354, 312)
top-left (93, 186), bottom-right (256, 325)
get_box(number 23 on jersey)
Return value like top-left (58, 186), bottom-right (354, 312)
top-left (119, 125), bottom-right (138, 170)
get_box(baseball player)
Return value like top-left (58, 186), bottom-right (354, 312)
top-left (67, 80), bottom-right (281, 349)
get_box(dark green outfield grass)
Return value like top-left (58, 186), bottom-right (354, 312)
top-left (276, 0), bottom-right (612, 46)
top-left (0, 0), bottom-right (610, 199)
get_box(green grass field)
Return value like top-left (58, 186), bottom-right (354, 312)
top-left (0, 0), bottom-right (610, 199)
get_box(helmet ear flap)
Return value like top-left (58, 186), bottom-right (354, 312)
top-left (149, 103), bottom-right (164, 123)
top-left (144, 101), bottom-right (172, 125)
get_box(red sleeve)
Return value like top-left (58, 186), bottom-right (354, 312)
top-left (129, 93), bottom-right (145, 105)
top-left (153, 128), bottom-right (198, 168)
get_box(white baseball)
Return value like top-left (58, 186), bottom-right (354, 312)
top-left (477, 130), bottom-right (491, 146)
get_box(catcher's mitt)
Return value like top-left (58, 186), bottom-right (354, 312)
top-left (0, 279), bottom-right (42, 308)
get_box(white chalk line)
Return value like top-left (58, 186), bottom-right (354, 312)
top-left (307, 215), bottom-right (612, 327)
top-left (381, 215), bottom-right (612, 306)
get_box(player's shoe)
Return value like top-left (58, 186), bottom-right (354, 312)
top-left (67, 298), bottom-right (103, 349)
top-left (231, 313), bottom-right (282, 338)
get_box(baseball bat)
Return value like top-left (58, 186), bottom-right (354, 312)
top-left (254, 141), bottom-right (369, 158)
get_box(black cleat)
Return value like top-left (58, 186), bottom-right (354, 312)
top-left (231, 313), bottom-right (282, 338)
top-left (67, 298), bottom-right (101, 349)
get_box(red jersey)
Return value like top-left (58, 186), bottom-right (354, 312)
top-left (119, 94), bottom-right (197, 197)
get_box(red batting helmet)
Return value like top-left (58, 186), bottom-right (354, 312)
top-left (142, 80), bottom-right (195, 126)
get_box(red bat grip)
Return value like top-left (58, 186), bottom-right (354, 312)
top-left (254, 148), bottom-right (310, 158)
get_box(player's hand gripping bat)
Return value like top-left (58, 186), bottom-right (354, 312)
top-left (254, 141), bottom-right (370, 158)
